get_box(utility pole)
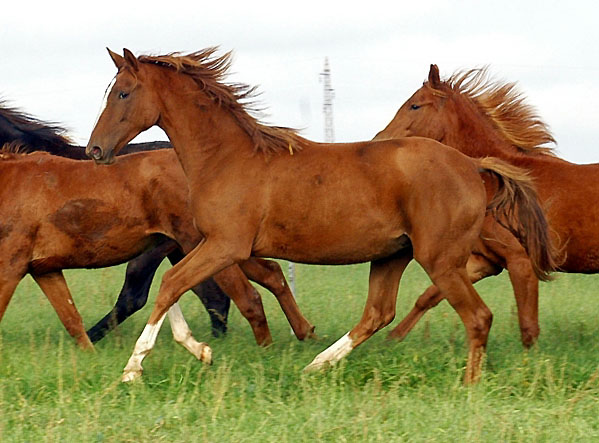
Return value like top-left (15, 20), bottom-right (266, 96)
top-left (321, 57), bottom-right (335, 143)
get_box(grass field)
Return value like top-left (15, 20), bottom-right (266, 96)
top-left (1, 261), bottom-right (599, 442)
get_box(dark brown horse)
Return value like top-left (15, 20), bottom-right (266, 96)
top-left (87, 48), bottom-right (554, 383)
top-left (375, 65), bottom-right (580, 346)
top-left (0, 148), bottom-right (315, 355)
top-left (0, 101), bottom-right (231, 340)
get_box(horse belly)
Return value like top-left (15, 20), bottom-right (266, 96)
top-left (255, 216), bottom-right (411, 265)
top-left (30, 225), bottom-right (156, 273)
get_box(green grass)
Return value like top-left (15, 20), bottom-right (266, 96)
top-left (1, 261), bottom-right (599, 441)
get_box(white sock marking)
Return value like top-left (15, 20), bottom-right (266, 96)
top-left (304, 332), bottom-right (354, 371)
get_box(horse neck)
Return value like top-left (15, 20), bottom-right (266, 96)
top-left (444, 96), bottom-right (524, 161)
top-left (157, 93), bottom-right (255, 178)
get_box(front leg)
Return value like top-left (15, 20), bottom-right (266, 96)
top-left (33, 271), bottom-right (94, 350)
top-left (121, 238), bottom-right (245, 382)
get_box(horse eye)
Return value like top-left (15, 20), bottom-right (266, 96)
top-left (410, 104), bottom-right (421, 110)
top-left (118, 92), bottom-right (130, 100)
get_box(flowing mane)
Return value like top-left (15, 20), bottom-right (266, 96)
top-left (138, 48), bottom-right (302, 155)
top-left (0, 101), bottom-right (74, 151)
top-left (428, 68), bottom-right (556, 155)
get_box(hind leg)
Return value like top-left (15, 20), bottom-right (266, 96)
top-left (507, 259), bottom-right (539, 347)
top-left (239, 258), bottom-right (316, 340)
top-left (388, 253), bottom-right (501, 341)
top-left (211, 264), bottom-right (272, 346)
top-left (304, 252), bottom-right (412, 371)
top-left (435, 270), bottom-right (492, 384)
top-left (417, 255), bottom-right (493, 384)
top-left (32, 271), bottom-right (94, 350)
top-left (481, 224), bottom-right (541, 348)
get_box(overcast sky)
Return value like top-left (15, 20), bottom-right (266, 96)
top-left (3, 1), bottom-right (598, 163)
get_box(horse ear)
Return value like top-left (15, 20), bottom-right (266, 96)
top-left (123, 48), bottom-right (139, 72)
top-left (428, 64), bottom-right (441, 88)
top-left (107, 48), bottom-right (126, 70)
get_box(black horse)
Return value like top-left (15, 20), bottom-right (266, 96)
top-left (0, 100), bottom-right (231, 340)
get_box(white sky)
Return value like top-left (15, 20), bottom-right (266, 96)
top-left (3, 0), bottom-right (599, 163)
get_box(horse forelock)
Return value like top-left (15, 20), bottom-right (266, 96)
top-left (136, 49), bottom-right (302, 155)
top-left (426, 68), bottom-right (556, 155)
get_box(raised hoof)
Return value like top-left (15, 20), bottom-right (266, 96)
top-left (303, 357), bottom-right (334, 373)
top-left (199, 343), bottom-right (213, 365)
top-left (122, 369), bottom-right (143, 383)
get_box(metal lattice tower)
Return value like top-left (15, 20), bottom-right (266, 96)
top-left (287, 58), bottom-right (335, 307)
top-left (320, 57), bottom-right (335, 142)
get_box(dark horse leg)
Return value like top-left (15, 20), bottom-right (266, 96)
top-left (86, 239), bottom-right (231, 342)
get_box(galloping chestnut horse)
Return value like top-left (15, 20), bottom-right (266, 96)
top-left (0, 102), bottom-right (231, 340)
top-left (375, 65), bottom-right (578, 345)
top-left (0, 148), bottom-right (315, 354)
top-left (87, 48), bottom-right (553, 383)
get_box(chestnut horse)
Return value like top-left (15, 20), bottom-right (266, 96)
top-left (87, 48), bottom-right (553, 383)
top-left (0, 148), bottom-right (315, 354)
top-left (0, 101), bottom-right (231, 340)
top-left (375, 65), bottom-right (578, 345)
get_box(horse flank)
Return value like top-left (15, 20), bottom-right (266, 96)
top-left (137, 49), bottom-right (302, 155)
top-left (428, 68), bottom-right (556, 155)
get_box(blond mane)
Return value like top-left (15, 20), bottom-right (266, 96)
top-left (429, 68), bottom-right (556, 155)
top-left (0, 141), bottom-right (27, 158)
top-left (138, 48), bottom-right (302, 155)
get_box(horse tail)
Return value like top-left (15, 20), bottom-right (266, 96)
top-left (477, 157), bottom-right (560, 281)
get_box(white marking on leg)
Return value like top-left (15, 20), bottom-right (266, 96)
top-left (303, 332), bottom-right (354, 372)
top-left (122, 313), bottom-right (167, 382)
top-left (168, 303), bottom-right (212, 364)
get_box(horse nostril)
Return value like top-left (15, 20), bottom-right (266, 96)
top-left (90, 146), bottom-right (104, 161)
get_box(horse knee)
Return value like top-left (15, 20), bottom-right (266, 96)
top-left (470, 306), bottom-right (493, 344)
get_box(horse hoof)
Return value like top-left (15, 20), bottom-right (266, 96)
top-left (122, 369), bottom-right (143, 383)
top-left (303, 358), bottom-right (331, 373)
top-left (199, 343), bottom-right (213, 365)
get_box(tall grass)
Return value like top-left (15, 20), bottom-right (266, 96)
top-left (1, 262), bottom-right (599, 441)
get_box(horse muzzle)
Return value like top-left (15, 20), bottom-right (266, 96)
top-left (86, 145), bottom-right (115, 165)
